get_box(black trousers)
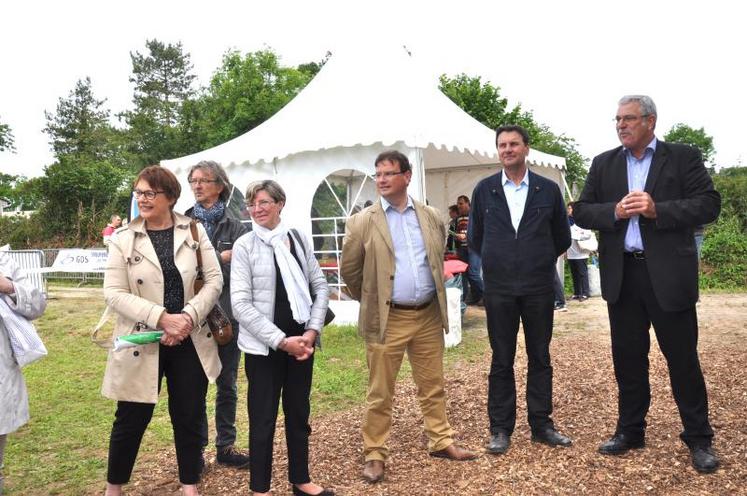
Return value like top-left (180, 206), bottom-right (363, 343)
top-left (245, 350), bottom-right (314, 493)
top-left (484, 291), bottom-right (555, 435)
top-left (107, 338), bottom-right (208, 485)
top-left (608, 256), bottom-right (713, 447)
top-left (569, 259), bottom-right (590, 297)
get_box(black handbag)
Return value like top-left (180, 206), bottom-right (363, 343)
top-left (290, 228), bottom-right (335, 326)
top-left (191, 221), bottom-right (233, 345)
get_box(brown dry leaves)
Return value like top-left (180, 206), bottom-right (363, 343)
top-left (119, 294), bottom-right (747, 495)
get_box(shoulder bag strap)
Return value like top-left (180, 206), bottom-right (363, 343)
top-left (190, 221), bottom-right (205, 293)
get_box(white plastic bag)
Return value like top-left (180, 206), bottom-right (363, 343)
top-left (0, 298), bottom-right (47, 367)
top-left (588, 263), bottom-right (602, 297)
top-left (444, 287), bottom-right (463, 348)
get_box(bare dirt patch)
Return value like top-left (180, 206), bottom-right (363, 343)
top-left (110, 293), bottom-right (747, 495)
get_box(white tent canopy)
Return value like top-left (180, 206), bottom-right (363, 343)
top-left (162, 44), bottom-right (566, 324)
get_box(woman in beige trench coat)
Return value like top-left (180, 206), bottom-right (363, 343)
top-left (102, 166), bottom-right (222, 496)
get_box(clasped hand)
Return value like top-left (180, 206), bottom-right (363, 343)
top-left (615, 191), bottom-right (656, 219)
top-left (158, 312), bottom-right (193, 346)
top-left (281, 330), bottom-right (318, 361)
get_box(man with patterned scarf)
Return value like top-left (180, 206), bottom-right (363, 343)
top-left (185, 160), bottom-right (250, 469)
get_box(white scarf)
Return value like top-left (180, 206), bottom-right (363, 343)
top-left (253, 220), bottom-right (312, 324)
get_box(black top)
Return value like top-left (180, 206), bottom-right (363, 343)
top-left (272, 235), bottom-right (305, 337)
top-left (147, 227), bottom-right (184, 314)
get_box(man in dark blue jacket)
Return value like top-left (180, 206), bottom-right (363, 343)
top-left (469, 125), bottom-right (571, 455)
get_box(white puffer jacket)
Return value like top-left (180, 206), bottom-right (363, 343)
top-left (231, 229), bottom-right (329, 355)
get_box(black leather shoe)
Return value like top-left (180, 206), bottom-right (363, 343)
top-left (690, 446), bottom-right (719, 474)
top-left (598, 433), bottom-right (645, 455)
top-left (531, 428), bottom-right (572, 447)
top-left (486, 432), bottom-right (510, 454)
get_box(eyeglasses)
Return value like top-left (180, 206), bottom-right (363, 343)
top-left (133, 190), bottom-right (165, 200)
top-left (613, 114), bottom-right (649, 124)
top-left (246, 199), bottom-right (276, 210)
top-left (188, 178), bottom-right (219, 185)
top-left (374, 171), bottom-right (406, 181)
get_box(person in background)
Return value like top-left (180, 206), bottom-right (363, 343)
top-left (231, 180), bottom-right (333, 496)
top-left (566, 202), bottom-right (591, 301)
top-left (573, 94), bottom-right (721, 473)
top-left (102, 215), bottom-right (122, 247)
top-left (552, 269), bottom-right (567, 312)
top-left (455, 195), bottom-right (484, 305)
top-left (445, 204), bottom-right (459, 255)
top-left (185, 160), bottom-right (250, 469)
top-left (0, 251), bottom-right (48, 495)
top-left (102, 166), bottom-right (223, 496)
top-left (469, 125), bottom-right (572, 455)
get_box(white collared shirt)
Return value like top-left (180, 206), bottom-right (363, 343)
top-left (501, 169), bottom-right (530, 232)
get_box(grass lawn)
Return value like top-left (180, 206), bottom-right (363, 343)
top-left (3, 290), bottom-right (489, 495)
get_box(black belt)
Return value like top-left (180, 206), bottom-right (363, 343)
top-left (389, 299), bottom-right (434, 311)
top-left (624, 251), bottom-right (646, 260)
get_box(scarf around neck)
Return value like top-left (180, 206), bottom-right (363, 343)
top-left (193, 200), bottom-right (225, 238)
top-left (253, 220), bottom-right (312, 324)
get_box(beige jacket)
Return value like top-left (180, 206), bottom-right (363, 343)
top-left (101, 213), bottom-right (223, 404)
top-left (341, 200), bottom-right (448, 343)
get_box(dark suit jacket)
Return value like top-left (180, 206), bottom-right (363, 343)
top-left (573, 141), bottom-right (720, 312)
top-left (469, 170), bottom-right (571, 295)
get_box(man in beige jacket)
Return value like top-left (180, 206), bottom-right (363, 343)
top-left (341, 150), bottom-right (477, 484)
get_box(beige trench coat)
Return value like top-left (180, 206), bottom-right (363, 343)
top-left (340, 199), bottom-right (449, 344)
top-left (101, 213), bottom-right (223, 404)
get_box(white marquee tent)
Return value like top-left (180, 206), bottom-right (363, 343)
top-left (162, 44), bottom-right (566, 323)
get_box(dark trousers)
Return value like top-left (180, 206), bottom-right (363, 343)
top-left (569, 259), bottom-right (590, 297)
top-left (484, 291), bottom-right (555, 435)
top-left (245, 350), bottom-right (314, 493)
top-left (607, 256), bottom-right (713, 447)
top-left (552, 270), bottom-right (566, 306)
top-left (457, 247), bottom-right (484, 301)
top-left (107, 338), bottom-right (208, 485)
top-left (200, 319), bottom-right (241, 450)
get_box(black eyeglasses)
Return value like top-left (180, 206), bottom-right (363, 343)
top-left (133, 190), bottom-right (165, 200)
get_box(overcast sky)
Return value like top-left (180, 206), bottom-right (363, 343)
top-left (2, 0), bottom-right (745, 178)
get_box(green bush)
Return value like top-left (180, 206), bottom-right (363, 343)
top-left (700, 215), bottom-right (747, 289)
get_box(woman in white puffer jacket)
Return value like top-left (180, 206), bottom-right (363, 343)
top-left (0, 250), bottom-right (47, 494)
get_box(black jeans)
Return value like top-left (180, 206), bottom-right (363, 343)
top-left (107, 338), bottom-right (208, 485)
top-left (484, 291), bottom-right (555, 435)
top-left (568, 259), bottom-right (590, 297)
top-left (200, 319), bottom-right (241, 450)
top-left (607, 256), bottom-right (713, 447)
top-left (245, 350), bottom-right (314, 493)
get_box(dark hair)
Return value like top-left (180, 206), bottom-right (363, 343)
top-left (374, 150), bottom-right (412, 173)
top-left (134, 165), bottom-right (181, 209)
top-left (448, 204), bottom-right (458, 214)
top-left (495, 125), bottom-right (530, 146)
top-left (187, 160), bottom-right (231, 202)
top-left (457, 195), bottom-right (470, 205)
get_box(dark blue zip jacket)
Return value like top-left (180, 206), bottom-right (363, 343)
top-left (468, 170), bottom-right (571, 295)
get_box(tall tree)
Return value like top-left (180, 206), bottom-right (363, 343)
top-left (122, 39), bottom-right (197, 167)
top-left (0, 116), bottom-right (15, 152)
top-left (43, 77), bottom-right (117, 162)
top-left (194, 49), bottom-right (314, 148)
top-left (664, 123), bottom-right (716, 165)
top-left (439, 74), bottom-right (587, 191)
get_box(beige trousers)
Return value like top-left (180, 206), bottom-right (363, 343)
top-left (362, 301), bottom-right (455, 461)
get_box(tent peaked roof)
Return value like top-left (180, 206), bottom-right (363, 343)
top-left (163, 44), bottom-right (565, 173)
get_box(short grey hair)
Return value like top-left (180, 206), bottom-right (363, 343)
top-left (619, 95), bottom-right (658, 118)
top-left (187, 160), bottom-right (231, 202)
top-left (245, 179), bottom-right (286, 205)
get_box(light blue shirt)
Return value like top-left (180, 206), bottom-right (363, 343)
top-left (501, 169), bottom-right (530, 232)
top-left (380, 196), bottom-right (436, 305)
top-left (623, 137), bottom-right (657, 252)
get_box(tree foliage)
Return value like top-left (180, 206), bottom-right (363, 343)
top-left (439, 74), bottom-right (587, 191)
top-left (664, 123), bottom-right (716, 165)
top-left (121, 39), bottom-right (197, 168)
top-left (0, 116), bottom-right (15, 152)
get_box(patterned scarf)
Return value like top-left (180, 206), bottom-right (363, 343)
top-left (193, 200), bottom-right (225, 239)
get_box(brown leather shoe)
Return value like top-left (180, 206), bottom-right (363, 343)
top-left (429, 443), bottom-right (479, 461)
top-left (362, 460), bottom-right (385, 483)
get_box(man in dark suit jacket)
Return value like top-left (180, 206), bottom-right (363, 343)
top-left (573, 95), bottom-right (721, 473)
top-left (469, 125), bottom-right (572, 455)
